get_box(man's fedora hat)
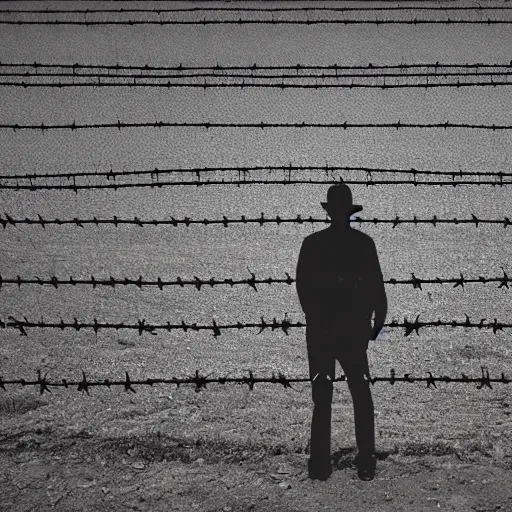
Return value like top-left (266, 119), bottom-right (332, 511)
top-left (321, 183), bottom-right (363, 215)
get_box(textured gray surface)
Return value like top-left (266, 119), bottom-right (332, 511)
top-left (1, 4), bottom-right (512, 512)
top-left (0, 0), bottom-right (511, 384)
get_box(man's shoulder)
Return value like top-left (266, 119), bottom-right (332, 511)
top-left (302, 228), bottom-right (375, 246)
top-left (303, 229), bottom-right (327, 243)
top-left (302, 228), bottom-right (332, 249)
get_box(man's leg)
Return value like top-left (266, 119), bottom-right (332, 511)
top-left (337, 347), bottom-right (375, 459)
top-left (306, 326), bottom-right (336, 474)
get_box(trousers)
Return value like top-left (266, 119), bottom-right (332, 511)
top-left (306, 322), bottom-right (375, 465)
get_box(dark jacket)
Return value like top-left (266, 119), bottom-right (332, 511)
top-left (296, 226), bottom-right (386, 332)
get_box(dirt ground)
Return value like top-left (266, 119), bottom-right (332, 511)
top-left (1, 382), bottom-right (512, 512)
top-left (1, 432), bottom-right (511, 512)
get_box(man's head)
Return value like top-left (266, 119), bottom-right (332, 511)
top-left (321, 183), bottom-right (363, 221)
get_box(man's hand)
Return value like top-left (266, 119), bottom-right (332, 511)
top-left (371, 303), bottom-right (387, 341)
top-left (370, 323), bottom-right (384, 341)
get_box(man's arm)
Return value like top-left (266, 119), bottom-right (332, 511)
top-left (368, 239), bottom-right (387, 340)
top-left (296, 237), bottom-right (316, 317)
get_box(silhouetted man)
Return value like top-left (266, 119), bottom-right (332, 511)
top-left (296, 183), bottom-right (387, 481)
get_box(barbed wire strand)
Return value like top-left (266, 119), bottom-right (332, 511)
top-left (2, 121), bottom-right (512, 131)
top-left (0, 367), bottom-right (506, 395)
top-left (1, 179), bottom-right (510, 191)
top-left (3, 7), bottom-right (512, 13)
top-left (3, 81), bottom-right (512, 89)
top-left (3, 62), bottom-right (511, 71)
top-left (4, 0), bottom-right (479, 3)
top-left (3, 165), bottom-right (512, 182)
top-left (1, 19), bottom-right (512, 25)
top-left (0, 214), bottom-right (511, 229)
top-left (4, 71), bottom-right (512, 80)
top-left (2, 314), bottom-right (512, 337)
top-left (2, 165), bottom-right (511, 182)
top-left (3, 68), bottom-right (511, 89)
top-left (0, 269), bottom-right (508, 292)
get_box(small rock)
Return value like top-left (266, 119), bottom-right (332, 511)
top-left (127, 448), bottom-right (137, 456)
top-left (11, 453), bottom-right (32, 463)
top-left (118, 339), bottom-right (135, 347)
top-left (279, 482), bottom-right (291, 489)
top-left (194, 458), bottom-right (205, 466)
top-left (132, 462), bottom-right (145, 470)
top-left (77, 480), bottom-right (97, 489)
top-left (101, 487), bottom-right (110, 494)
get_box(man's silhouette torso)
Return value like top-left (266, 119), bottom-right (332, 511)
top-left (296, 226), bottom-right (384, 342)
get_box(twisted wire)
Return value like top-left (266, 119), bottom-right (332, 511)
top-left (3, 68), bottom-right (512, 89)
top-left (0, 269), bottom-right (509, 292)
top-left (4, 61), bottom-right (511, 89)
top-left (1, 179), bottom-right (510, 191)
top-left (1, 19), bottom-right (512, 25)
top-left (0, 367), bottom-right (506, 395)
top-left (3, 71), bottom-right (512, 80)
top-left (3, 62), bottom-right (511, 71)
top-left (3, 7), bottom-right (512, 13)
top-left (2, 314), bottom-right (512, 337)
top-left (2, 121), bottom-right (512, 131)
top-left (3, 81), bottom-right (512, 89)
top-left (2, 165), bottom-right (511, 182)
top-left (4, 0), bottom-right (483, 3)
top-left (1, 214), bottom-right (511, 229)
top-left (2, 164), bottom-right (510, 182)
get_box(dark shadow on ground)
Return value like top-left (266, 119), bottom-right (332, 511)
top-left (332, 447), bottom-right (391, 470)
top-left (2, 428), bottom-right (505, 471)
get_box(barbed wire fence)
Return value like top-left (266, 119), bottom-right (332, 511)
top-left (2, 10), bottom-right (512, 407)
